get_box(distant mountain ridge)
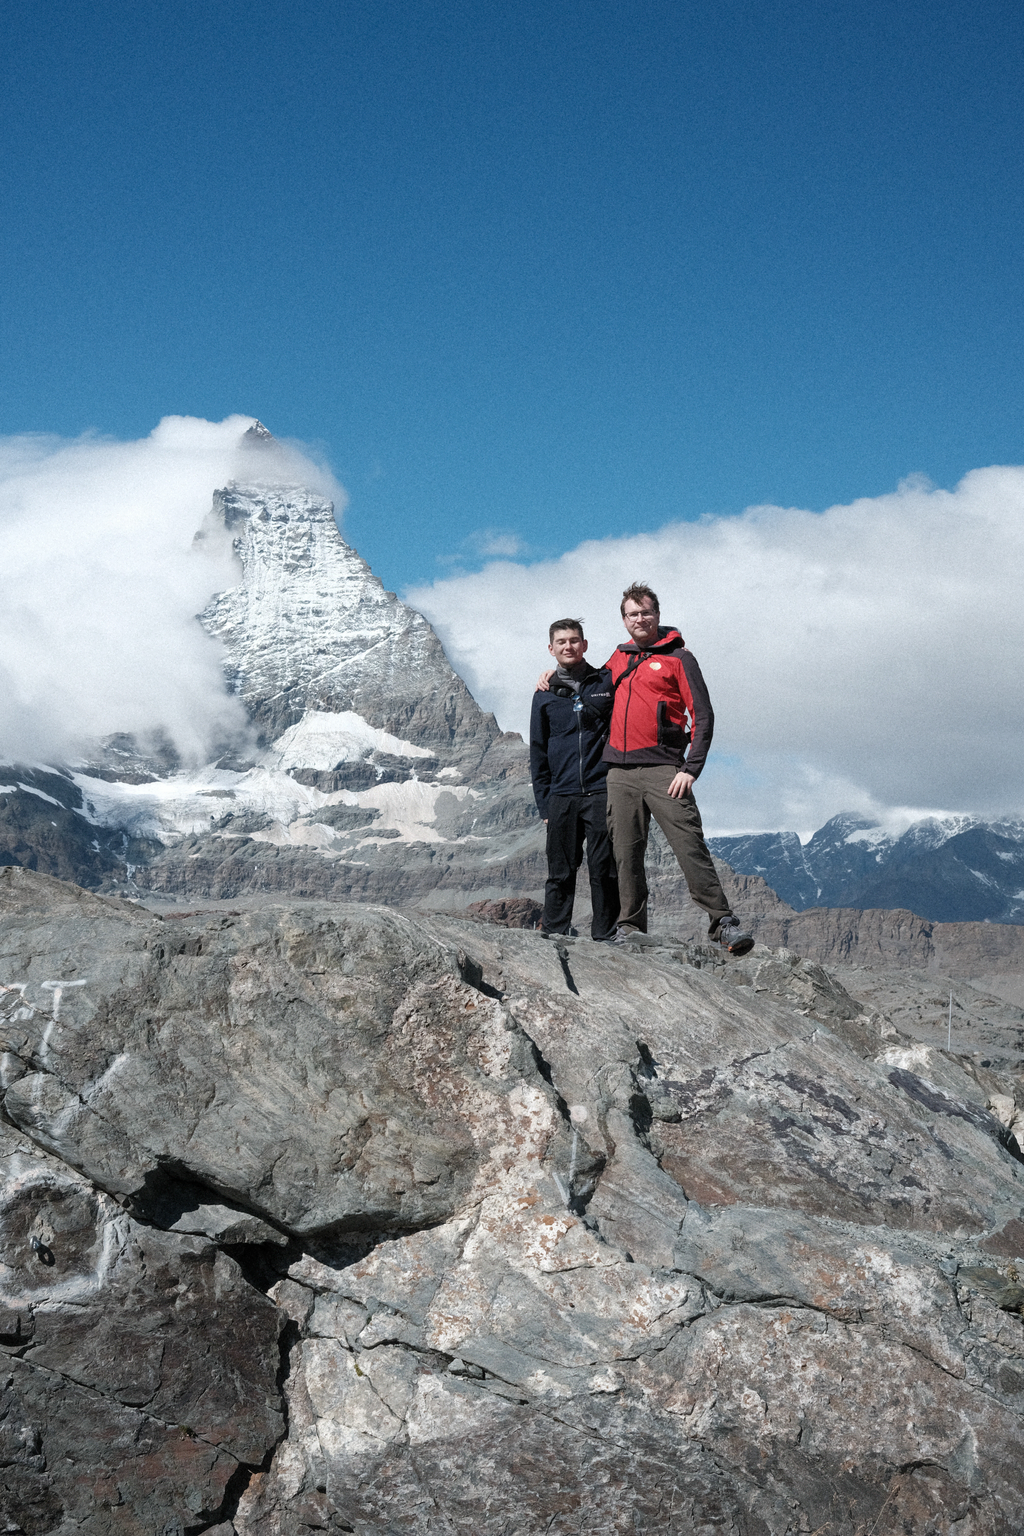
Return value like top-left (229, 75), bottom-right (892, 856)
top-left (709, 812), bottom-right (1024, 925)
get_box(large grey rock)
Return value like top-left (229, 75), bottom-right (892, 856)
top-left (4, 865), bottom-right (1024, 1532)
top-left (0, 871), bottom-right (581, 1242)
top-left (0, 1120), bottom-right (283, 1531)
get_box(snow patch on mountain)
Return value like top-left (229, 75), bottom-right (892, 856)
top-left (71, 760), bottom-right (477, 850)
top-left (0, 782), bottom-right (66, 809)
top-left (251, 779), bottom-right (476, 849)
top-left (262, 711), bottom-right (434, 772)
top-left (842, 814), bottom-right (1024, 858)
top-left (711, 810), bottom-right (1024, 923)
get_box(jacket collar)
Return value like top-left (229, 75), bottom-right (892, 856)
top-left (616, 625), bottom-right (683, 656)
top-left (548, 660), bottom-right (602, 695)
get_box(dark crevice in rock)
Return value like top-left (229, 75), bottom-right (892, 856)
top-left (275, 1318), bottom-right (301, 1417)
top-left (996, 1124), bottom-right (1024, 1166)
top-left (310, 1211), bottom-right (457, 1244)
top-left (527, 1039), bottom-right (572, 1124)
top-left (128, 1164), bottom-right (293, 1244)
top-left (198, 1315), bottom-right (302, 1531)
top-left (628, 1091), bottom-right (654, 1139)
top-left (635, 1040), bottom-right (658, 1078)
top-left (202, 1453), bottom-right (258, 1532)
top-left (555, 945), bottom-right (580, 995)
top-left (222, 1238), bottom-right (301, 1290)
top-left (568, 1175), bottom-right (605, 1220)
top-left (456, 950), bottom-right (504, 1000)
top-left (257, 1221), bottom-right (455, 1296)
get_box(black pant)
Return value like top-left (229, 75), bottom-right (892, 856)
top-left (542, 793), bottom-right (620, 941)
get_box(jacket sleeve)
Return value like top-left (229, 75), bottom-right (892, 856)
top-left (529, 693), bottom-right (552, 817)
top-left (679, 649), bottom-right (715, 778)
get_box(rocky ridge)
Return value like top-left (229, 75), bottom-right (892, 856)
top-left (710, 812), bottom-right (1024, 925)
top-left (5, 865), bottom-right (1024, 1531)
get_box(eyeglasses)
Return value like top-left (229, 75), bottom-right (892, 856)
top-left (623, 610), bottom-right (658, 623)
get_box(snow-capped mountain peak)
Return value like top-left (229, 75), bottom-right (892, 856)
top-left (195, 480), bottom-right (502, 768)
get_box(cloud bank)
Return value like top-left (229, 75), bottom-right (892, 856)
top-left (0, 415), bottom-right (343, 766)
top-left (407, 469), bottom-right (1024, 833)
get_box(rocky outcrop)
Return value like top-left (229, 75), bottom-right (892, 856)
top-left (4, 864), bottom-right (1024, 1531)
top-left (136, 774), bottom-right (545, 911)
top-left (655, 855), bottom-right (1024, 984)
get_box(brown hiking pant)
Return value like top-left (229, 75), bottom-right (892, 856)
top-left (605, 764), bottom-right (731, 934)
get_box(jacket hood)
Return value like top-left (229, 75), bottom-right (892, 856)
top-left (616, 625), bottom-right (683, 655)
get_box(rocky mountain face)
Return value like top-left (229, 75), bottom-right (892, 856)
top-left (710, 812), bottom-right (1024, 925)
top-left (194, 480), bottom-right (502, 769)
top-left (5, 864), bottom-right (1024, 1533)
top-left (1, 457), bottom-right (541, 912)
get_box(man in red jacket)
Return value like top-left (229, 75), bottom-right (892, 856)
top-left (602, 582), bottom-right (753, 954)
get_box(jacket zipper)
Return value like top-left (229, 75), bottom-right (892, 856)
top-left (620, 649), bottom-right (645, 752)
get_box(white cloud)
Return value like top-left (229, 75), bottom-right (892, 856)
top-left (468, 529), bottom-right (529, 559)
top-left (437, 526), bottom-right (531, 567)
top-left (406, 468), bottom-right (1024, 833)
top-left (0, 414), bottom-right (344, 766)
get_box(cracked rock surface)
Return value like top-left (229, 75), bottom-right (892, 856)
top-left (3, 867), bottom-right (1024, 1532)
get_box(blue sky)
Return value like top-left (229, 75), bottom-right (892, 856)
top-left (3, 0), bottom-right (1023, 595)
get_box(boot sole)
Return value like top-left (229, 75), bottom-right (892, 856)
top-left (723, 936), bottom-right (755, 957)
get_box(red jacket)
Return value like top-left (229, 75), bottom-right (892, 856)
top-left (601, 626), bottom-right (715, 777)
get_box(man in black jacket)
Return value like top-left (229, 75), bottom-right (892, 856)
top-left (529, 619), bottom-right (619, 941)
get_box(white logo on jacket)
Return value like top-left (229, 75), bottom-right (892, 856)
top-left (649, 661), bottom-right (662, 670)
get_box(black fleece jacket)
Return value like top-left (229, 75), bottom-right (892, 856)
top-left (529, 663), bottom-right (614, 818)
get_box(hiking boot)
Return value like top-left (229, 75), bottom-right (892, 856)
top-left (712, 915), bottom-right (754, 957)
top-left (612, 925), bottom-right (642, 945)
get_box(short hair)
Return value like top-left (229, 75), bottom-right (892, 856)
top-left (620, 582), bottom-right (660, 617)
top-left (549, 617), bottom-right (585, 643)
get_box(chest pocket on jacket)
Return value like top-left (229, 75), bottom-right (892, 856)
top-left (656, 701), bottom-right (687, 750)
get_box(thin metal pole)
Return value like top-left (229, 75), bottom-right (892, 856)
top-left (947, 990), bottom-right (952, 1051)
